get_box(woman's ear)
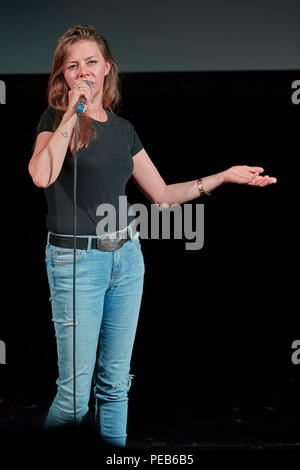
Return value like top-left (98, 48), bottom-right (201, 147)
top-left (105, 60), bottom-right (112, 76)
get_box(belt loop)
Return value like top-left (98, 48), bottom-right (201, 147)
top-left (128, 220), bottom-right (138, 240)
top-left (87, 236), bottom-right (92, 251)
top-left (128, 223), bottom-right (133, 241)
top-left (47, 232), bottom-right (51, 246)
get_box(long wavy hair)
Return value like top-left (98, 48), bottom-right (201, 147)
top-left (40, 24), bottom-right (121, 155)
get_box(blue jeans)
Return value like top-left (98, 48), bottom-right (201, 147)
top-left (44, 226), bottom-right (145, 447)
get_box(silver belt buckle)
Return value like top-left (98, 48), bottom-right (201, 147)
top-left (96, 230), bottom-right (127, 252)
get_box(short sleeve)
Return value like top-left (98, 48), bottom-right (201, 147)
top-left (127, 121), bottom-right (144, 157)
top-left (35, 106), bottom-right (57, 138)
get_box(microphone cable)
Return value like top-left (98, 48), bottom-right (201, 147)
top-left (73, 112), bottom-right (80, 425)
top-left (72, 79), bottom-right (93, 425)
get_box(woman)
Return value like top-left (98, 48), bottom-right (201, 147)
top-left (28, 24), bottom-right (276, 448)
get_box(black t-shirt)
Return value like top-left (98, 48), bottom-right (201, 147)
top-left (35, 106), bottom-right (144, 235)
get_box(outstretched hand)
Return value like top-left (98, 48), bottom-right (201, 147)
top-left (223, 166), bottom-right (277, 186)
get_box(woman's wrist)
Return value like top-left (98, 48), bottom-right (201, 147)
top-left (61, 110), bottom-right (77, 125)
top-left (201, 171), bottom-right (226, 194)
top-left (222, 169), bottom-right (231, 184)
top-left (58, 111), bottom-right (77, 136)
top-left (216, 171), bottom-right (226, 186)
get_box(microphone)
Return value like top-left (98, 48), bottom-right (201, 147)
top-left (76, 80), bottom-right (94, 115)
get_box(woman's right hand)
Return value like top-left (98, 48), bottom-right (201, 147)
top-left (65, 79), bottom-right (94, 117)
top-left (223, 165), bottom-right (277, 186)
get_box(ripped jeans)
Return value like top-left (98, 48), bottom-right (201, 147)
top-left (44, 227), bottom-right (145, 447)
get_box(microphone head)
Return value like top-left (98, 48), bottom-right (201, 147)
top-left (83, 80), bottom-right (94, 88)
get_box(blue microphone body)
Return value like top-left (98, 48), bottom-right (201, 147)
top-left (76, 80), bottom-right (94, 115)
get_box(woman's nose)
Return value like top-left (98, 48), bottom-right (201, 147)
top-left (78, 62), bottom-right (88, 77)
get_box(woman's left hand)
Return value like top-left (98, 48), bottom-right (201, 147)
top-left (223, 165), bottom-right (277, 186)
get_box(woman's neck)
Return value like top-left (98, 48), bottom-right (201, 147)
top-left (87, 107), bottom-right (107, 122)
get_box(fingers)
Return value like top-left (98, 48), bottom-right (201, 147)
top-left (245, 165), bottom-right (277, 186)
top-left (71, 81), bottom-right (93, 106)
top-left (248, 174), bottom-right (277, 186)
top-left (72, 79), bottom-right (94, 91)
top-left (247, 166), bottom-right (264, 173)
top-left (247, 172), bottom-right (258, 183)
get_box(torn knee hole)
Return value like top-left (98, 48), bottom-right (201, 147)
top-left (63, 320), bottom-right (78, 326)
top-left (111, 374), bottom-right (135, 390)
top-left (128, 373), bottom-right (135, 390)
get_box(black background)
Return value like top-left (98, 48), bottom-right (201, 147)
top-left (0, 70), bottom-right (299, 456)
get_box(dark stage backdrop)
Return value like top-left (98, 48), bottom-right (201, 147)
top-left (0, 70), bottom-right (299, 447)
top-left (1, 0), bottom-right (300, 73)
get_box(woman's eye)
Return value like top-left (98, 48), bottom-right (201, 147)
top-left (68, 61), bottom-right (97, 70)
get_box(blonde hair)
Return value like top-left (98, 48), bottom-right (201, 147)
top-left (42, 24), bottom-right (121, 154)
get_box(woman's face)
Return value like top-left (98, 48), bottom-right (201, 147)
top-left (63, 40), bottom-right (111, 97)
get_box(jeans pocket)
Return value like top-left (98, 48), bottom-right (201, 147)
top-left (46, 244), bottom-right (86, 266)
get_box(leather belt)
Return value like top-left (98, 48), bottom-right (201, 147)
top-left (49, 231), bottom-right (131, 252)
